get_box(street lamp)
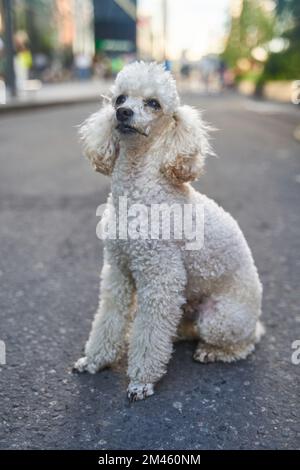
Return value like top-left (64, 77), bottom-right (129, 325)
top-left (162, 0), bottom-right (167, 62)
top-left (3, 0), bottom-right (16, 97)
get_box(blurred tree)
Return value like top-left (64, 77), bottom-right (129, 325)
top-left (222, 0), bottom-right (275, 70)
top-left (263, 0), bottom-right (300, 80)
top-left (276, 0), bottom-right (300, 18)
top-left (14, 0), bottom-right (56, 56)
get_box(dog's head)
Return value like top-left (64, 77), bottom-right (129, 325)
top-left (112, 61), bottom-right (179, 142)
top-left (79, 61), bottom-right (213, 182)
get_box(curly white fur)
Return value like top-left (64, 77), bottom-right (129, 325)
top-left (74, 62), bottom-right (263, 401)
top-left (111, 61), bottom-right (180, 114)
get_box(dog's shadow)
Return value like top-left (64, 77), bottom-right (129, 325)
top-left (51, 340), bottom-right (263, 449)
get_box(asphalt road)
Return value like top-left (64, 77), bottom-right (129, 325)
top-left (0, 93), bottom-right (299, 450)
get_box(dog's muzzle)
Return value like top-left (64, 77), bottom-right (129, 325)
top-left (116, 107), bottom-right (148, 137)
top-left (116, 107), bottom-right (133, 122)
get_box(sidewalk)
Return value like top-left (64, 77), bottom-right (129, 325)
top-left (0, 77), bottom-right (206, 112)
top-left (0, 79), bottom-right (113, 113)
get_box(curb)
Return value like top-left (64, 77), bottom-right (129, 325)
top-left (0, 95), bottom-right (101, 114)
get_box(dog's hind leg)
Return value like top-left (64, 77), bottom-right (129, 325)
top-left (193, 284), bottom-right (263, 363)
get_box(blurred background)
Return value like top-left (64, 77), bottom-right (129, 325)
top-left (0, 1), bottom-right (299, 451)
top-left (0, 0), bottom-right (299, 104)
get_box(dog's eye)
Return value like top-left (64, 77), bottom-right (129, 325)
top-left (145, 98), bottom-right (161, 110)
top-left (115, 95), bottom-right (127, 106)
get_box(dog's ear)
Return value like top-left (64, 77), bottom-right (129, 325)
top-left (161, 105), bottom-right (213, 184)
top-left (79, 103), bottom-right (119, 175)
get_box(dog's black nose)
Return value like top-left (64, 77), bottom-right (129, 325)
top-left (116, 107), bottom-right (133, 122)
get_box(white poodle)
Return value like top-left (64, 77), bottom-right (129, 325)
top-left (74, 62), bottom-right (264, 401)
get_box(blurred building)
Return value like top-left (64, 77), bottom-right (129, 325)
top-left (73, 0), bottom-right (94, 57)
top-left (55, 0), bottom-right (74, 49)
top-left (0, 0), bottom-right (94, 63)
top-left (137, 1), bottom-right (165, 61)
top-left (93, 0), bottom-right (137, 55)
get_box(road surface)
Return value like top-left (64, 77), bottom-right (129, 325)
top-left (0, 93), bottom-right (299, 449)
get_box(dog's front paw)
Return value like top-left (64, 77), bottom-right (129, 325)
top-left (127, 382), bottom-right (154, 402)
top-left (72, 356), bottom-right (101, 374)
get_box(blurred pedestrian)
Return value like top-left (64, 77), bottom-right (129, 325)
top-left (34, 53), bottom-right (49, 80)
top-left (111, 56), bottom-right (124, 77)
top-left (218, 59), bottom-right (227, 90)
top-left (200, 56), bottom-right (215, 93)
top-left (14, 31), bottom-right (32, 91)
top-left (164, 59), bottom-right (172, 71)
top-left (0, 37), bottom-right (4, 79)
top-left (74, 52), bottom-right (92, 80)
top-left (0, 37), bottom-right (5, 104)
